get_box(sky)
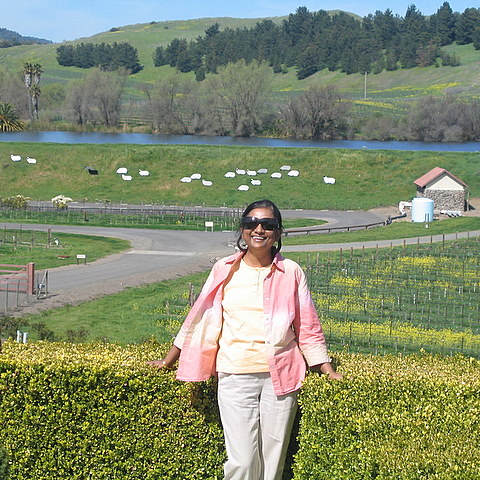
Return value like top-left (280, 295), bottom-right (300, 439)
top-left (0, 0), bottom-right (476, 43)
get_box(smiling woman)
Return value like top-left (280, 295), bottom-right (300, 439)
top-left (149, 198), bottom-right (342, 480)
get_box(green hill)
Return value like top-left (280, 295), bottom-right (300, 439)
top-left (1, 15), bottom-right (479, 99)
top-left (1, 14), bottom-right (479, 133)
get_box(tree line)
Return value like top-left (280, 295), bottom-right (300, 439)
top-left (154, 3), bottom-right (480, 79)
top-left (1, 59), bottom-right (479, 140)
top-left (56, 42), bottom-right (142, 73)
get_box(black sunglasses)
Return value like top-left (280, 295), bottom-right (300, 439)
top-left (241, 216), bottom-right (280, 231)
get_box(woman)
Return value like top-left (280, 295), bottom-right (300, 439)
top-left (149, 199), bottom-right (342, 480)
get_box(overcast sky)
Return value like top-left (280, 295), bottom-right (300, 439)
top-left (1, 0), bottom-right (475, 43)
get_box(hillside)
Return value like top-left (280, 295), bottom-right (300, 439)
top-left (0, 15), bottom-right (478, 96)
top-left (0, 14), bottom-right (479, 134)
top-left (0, 27), bottom-right (51, 46)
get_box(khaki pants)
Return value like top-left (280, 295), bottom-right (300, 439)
top-left (217, 372), bottom-right (298, 480)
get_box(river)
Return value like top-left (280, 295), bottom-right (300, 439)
top-left (1, 131), bottom-right (479, 152)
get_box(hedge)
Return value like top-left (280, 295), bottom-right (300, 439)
top-left (0, 342), bottom-right (479, 480)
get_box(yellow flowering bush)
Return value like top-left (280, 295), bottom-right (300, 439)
top-left (0, 343), bottom-right (478, 479)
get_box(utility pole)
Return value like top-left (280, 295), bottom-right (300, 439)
top-left (364, 71), bottom-right (367, 100)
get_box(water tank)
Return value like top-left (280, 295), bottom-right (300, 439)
top-left (412, 197), bottom-right (434, 222)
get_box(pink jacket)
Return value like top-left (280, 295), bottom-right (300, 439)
top-left (174, 251), bottom-right (331, 395)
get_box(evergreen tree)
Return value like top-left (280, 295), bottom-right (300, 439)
top-left (455, 8), bottom-right (480, 44)
top-left (430, 2), bottom-right (456, 45)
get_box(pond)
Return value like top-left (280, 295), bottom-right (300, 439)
top-left (0, 130), bottom-right (479, 152)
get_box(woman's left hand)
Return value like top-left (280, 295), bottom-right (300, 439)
top-left (325, 371), bottom-right (343, 380)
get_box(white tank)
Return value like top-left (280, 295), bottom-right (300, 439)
top-left (412, 197), bottom-right (434, 222)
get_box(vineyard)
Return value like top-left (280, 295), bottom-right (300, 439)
top-left (300, 237), bottom-right (480, 357)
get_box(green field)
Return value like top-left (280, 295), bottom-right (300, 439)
top-left (1, 143), bottom-right (479, 210)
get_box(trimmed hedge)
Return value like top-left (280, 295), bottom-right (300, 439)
top-left (296, 353), bottom-right (480, 480)
top-left (0, 342), bottom-right (479, 479)
top-left (0, 444), bottom-right (9, 479)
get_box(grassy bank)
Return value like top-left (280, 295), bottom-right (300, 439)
top-left (283, 217), bottom-right (480, 246)
top-left (0, 228), bottom-right (130, 269)
top-left (1, 143), bottom-right (478, 210)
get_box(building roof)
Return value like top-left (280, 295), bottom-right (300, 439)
top-left (414, 167), bottom-right (467, 188)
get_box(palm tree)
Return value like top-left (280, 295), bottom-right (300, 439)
top-left (0, 103), bottom-right (24, 131)
top-left (23, 62), bottom-right (43, 121)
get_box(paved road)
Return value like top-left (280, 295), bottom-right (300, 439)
top-left (6, 208), bottom-right (478, 315)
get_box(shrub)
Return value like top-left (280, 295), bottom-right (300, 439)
top-left (0, 343), bottom-right (478, 480)
top-left (0, 444), bottom-right (9, 479)
top-left (0, 195), bottom-right (30, 210)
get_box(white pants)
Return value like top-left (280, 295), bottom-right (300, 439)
top-left (217, 372), bottom-right (298, 480)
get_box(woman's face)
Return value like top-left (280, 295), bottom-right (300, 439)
top-left (241, 207), bottom-right (280, 253)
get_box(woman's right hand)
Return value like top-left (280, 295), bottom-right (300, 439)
top-left (147, 345), bottom-right (181, 370)
top-left (147, 359), bottom-right (170, 369)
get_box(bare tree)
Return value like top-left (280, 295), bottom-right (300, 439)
top-left (407, 95), bottom-right (480, 141)
top-left (203, 59), bottom-right (273, 136)
top-left (278, 85), bottom-right (351, 139)
top-left (64, 80), bottom-right (90, 125)
top-left (0, 67), bottom-right (29, 118)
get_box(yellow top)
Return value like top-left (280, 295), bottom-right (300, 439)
top-left (216, 259), bottom-right (271, 373)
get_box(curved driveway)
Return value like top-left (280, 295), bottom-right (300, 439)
top-left (5, 208), bottom-right (479, 314)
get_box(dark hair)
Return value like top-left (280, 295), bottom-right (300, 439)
top-left (236, 199), bottom-right (283, 253)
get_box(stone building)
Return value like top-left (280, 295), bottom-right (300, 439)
top-left (414, 167), bottom-right (468, 213)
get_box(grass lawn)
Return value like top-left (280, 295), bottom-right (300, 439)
top-left (1, 143), bottom-right (479, 210)
top-left (283, 217), bottom-right (480, 246)
top-left (0, 228), bottom-right (130, 269)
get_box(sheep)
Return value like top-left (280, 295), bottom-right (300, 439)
top-left (139, 170), bottom-right (150, 176)
top-left (26, 157), bottom-right (37, 164)
top-left (190, 173), bottom-right (202, 180)
top-left (280, 165), bottom-right (291, 171)
top-left (116, 167), bottom-right (128, 174)
top-left (288, 170), bottom-right (300, 177)
top-left (238, 185), bottom-right (249, 191)
top-left (257, 168), bottom-right (268, 174)
top-left (224, 172), bottom-right (236, 178)
top-left (202, 179), bottom-right (213, 187)
top-left (180, 177), bottom-right (192, 183)
top-left (251, 179), bottom-right (262, 186)
top-left (84, 166), bottom-right (98, 175)
top-left (121, 174), bottom-right (132, 181)
top-left (235, 168), bottom-right (246, 175)
top-left (323, 176), bottom-right (336, 184)
top-left (246, 170), bottom-right (257, 176)
top-left (10, 155), bottom-right (21, 162)
top-left (270, 172), bottom-right (282, 178)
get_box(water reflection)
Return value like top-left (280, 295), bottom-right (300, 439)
top-left (0, 130), bottom-right (479, 152)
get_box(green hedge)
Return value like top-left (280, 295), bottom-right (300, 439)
top-left (0, 342), bottom-right (479, 480)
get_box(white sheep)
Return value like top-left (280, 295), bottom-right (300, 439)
top-left (236, 168), bottom-right (246, 175)
top-left (280, 165), bottom-right (291, 171)
top-left (323, 176), bottom-right (336, 184)
top-left (139, 170), bottom-right (150, 176)
top-left (251, 179), bottom-right (262, 186)
top-left (180, 177), bottom-right (192, 183)
top-left (288, 170), bottom-right (300, 177)
top-left (26, 157), bottom-right (37, 164)
top-left (121, 174), bottom-right (133, 181)
top-left (116, 167), bottom-right (128, 174)
top-left (224, 172), bottom-right (236, 178)
top-left (202, 180), bottom-right (213, 187)
top-left (238, 185), bottom-right (249, 191)
top-left (271, 172), bottom-right (282, 178)
top-left (257, 168), bottom-right (268, 174)
top-left (246, 170), bottom-right (257, 176)
top-left (10, 155), bottom-right (21, 162)
top-left (190, 173), bottom-right (202, 180)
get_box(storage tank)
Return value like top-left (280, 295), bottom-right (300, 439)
top-left (412, 197), bottom-right (434, 222)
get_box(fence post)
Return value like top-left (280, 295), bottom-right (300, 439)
top-left (26, 262), bottom-right (35, 295)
